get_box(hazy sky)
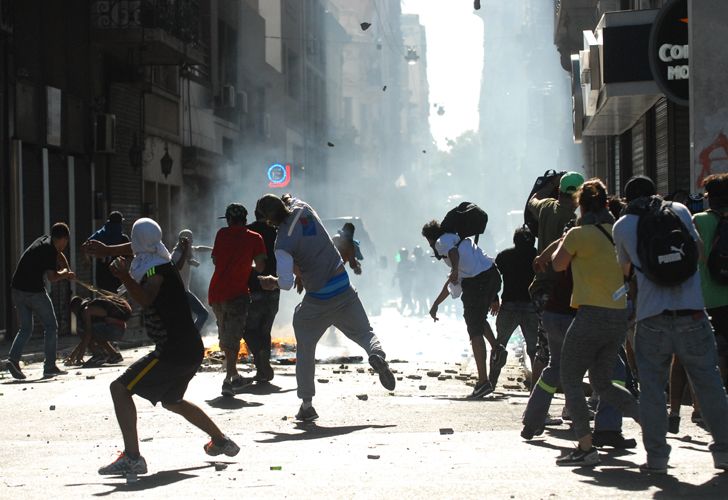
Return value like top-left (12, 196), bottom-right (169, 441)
top-left (401, 0), bottom-right (484, 150)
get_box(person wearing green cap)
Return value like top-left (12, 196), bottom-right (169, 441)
top-left (526, 170), bottom-right (584, 386)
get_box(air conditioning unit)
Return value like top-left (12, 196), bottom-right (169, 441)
top-left (94, 114), bottom-right (116, 153)
top-left (221, 84), bottom-right (235, 108)
top-left (238, 90), bottom-right (249, 114)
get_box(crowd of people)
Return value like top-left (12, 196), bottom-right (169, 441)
top-left (4, 171), bottom-right (728, 476)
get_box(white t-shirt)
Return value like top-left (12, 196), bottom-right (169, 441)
top-left (434, 233), bottom-right (494, 280)
top-left (171, 247), bottom-right (193, 291)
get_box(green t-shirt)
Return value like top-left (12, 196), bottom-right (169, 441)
top-left (527, 197), bottom-right (576, 292)
top-left (694, 210), bottom-right (728, 309)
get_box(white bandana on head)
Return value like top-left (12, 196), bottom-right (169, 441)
top-left (129, 218), bottom-right (171, 282)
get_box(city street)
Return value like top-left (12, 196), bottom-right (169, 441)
top-left (1, 309), bottom-right (726, 499)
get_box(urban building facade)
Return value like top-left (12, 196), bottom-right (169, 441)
top-left (0, 0), bottom-right (428, 341)
top-left (558, 0), bottom-right (728, 197)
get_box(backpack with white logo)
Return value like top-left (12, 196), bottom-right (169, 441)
top-left (626, 196), bottom-right (698, 286)
top-left (707, 211), bottom-right (728, 285)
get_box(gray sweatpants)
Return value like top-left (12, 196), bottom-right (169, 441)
top-left (293, 286), bottom-right (385, 401)
top-left (560, 305), bottom-right (639, 439)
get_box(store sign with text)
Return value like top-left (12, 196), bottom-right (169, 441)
top-left (649, 0), bottom-right (688, 106)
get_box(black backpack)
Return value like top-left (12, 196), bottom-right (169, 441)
top-left (707, 211), bottom-right (728, 284)
top-left (627, 196), bottom-right (698, 286)
top-left (441, 202), bottom-right (488, 245)
top-left (524, 170), bottom-right (565, 235)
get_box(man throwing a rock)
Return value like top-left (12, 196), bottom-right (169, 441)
top-left (256, 194), bottom-right (395, 421)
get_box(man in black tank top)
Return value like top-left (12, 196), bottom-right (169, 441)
top-left (94, 218), bottom-right (241, 477)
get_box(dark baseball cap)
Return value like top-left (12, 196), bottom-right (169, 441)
top-left (624, 175), bottom-right (656, 202)
top-left (219, 203), bottom-right (248, 220)
top-left (108, 211), bottom-right (124, 224)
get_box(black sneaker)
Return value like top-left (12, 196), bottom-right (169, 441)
top-left (469, 381), bottom-right (494, 399)
top-left (82, 354), bottom-right (108, 368)
top-left (221, 376), bottom-right (252, 397)
top-left (488, 345), bottom-right (508, 387)
top-left (106, 352), bottom-right (123, 364)
top-left (667, 414), bottom-right (680, 434)
top-left (592, 430), bottom-right (637, 449)
top-left (43, 365), bottom-right (68, 378)
top-left (253, 350), bottom-right (274, 382)
top-left (520, 425), bottom-right (544, 440)
top-left (556, 446), bottom-right (600, 467)
top-left (639, 462), bottom-right (667, 474)
top-left (295, 404), bottom-right (319, 422)
top-left (369, 354), bottom-right (396, 391)
top-left (221, 380), bottom-right (234, 397)
top-left (6, 359), bottom-right (26, 380)
top-left (490, 344), bottom-right (507, 369)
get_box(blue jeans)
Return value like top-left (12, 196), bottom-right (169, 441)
top-left (496, 301), bottom-right (538, 363)
top-left (593, 356), bottom-right (627, 432)
top-left (635, 313), bottom-right (728, 468)
top-left (9, 288), bottom-right (58, 369)
top-left (522, 310), bottom-right (572, 430)
top-left (186, 291), bottom-right (209, 332)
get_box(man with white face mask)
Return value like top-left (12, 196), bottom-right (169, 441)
top-left (85, 218), bottom-right (240, 476)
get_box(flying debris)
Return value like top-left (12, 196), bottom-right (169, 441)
top-left (382, 85), bottom-right (387, 92)
top-left (422, 150), bottom-right (427, 154)
top-left (360, 22), bottom-right (372, 31)
top-left (327, 141), bottom-right (335, 147)
top-left (437, 106), bottom-right (445, 116)
top-left (474, 0), bottom-right (481, 10)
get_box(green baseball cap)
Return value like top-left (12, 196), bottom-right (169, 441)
top-left (559, 171), bottom-right (585, 194)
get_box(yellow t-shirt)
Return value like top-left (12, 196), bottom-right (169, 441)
top-left (562, 224), bottom-right (627, 310)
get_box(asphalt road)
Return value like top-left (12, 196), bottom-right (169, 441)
top-left (1, 327), bottom-right (726, 499)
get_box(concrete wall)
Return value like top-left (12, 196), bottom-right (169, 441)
top-left (689, 0), bottom-right (728, 191)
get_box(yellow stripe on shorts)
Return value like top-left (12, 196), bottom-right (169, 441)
top-left (126, 358), bottom-right (159, 391)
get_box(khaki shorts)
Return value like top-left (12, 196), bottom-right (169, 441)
top-left (211, 294), bottom-right (250, 350)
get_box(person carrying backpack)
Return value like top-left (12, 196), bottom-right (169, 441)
top-left (422, 216), bottom-right (506, 399)
top-left (613, 175), bottom-right (728, 474)
top-left (693, 173), bottom-right (728, 388)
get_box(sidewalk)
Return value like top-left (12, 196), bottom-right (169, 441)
top-left (0, 327), bottom-right (152, 365)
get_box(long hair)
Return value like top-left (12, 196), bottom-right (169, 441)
top-left (577, 178), bottom-right (608, 214)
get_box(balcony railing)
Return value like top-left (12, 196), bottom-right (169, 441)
top-left (91, 0), bottom-right (201, 46)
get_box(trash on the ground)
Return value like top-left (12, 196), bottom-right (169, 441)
top-left (367, 454), bottom-right (380, 459)
top-left (419, 385), bottom-right (427, 390)
top-left (503, 384), bottom-right (521, 390)
top-left (396, 377), bottom-right (403, 381)
top-left (86, 375), bottom-right (95, 380)
top-left (270, 466), bottom-right (282, 470)
top-left (360, 22), bottom-right (371, 31)
top-left (140, 437), bottom-right (153, 442)
top-left (357, 368), bottom-right (365, 373)
top-left (357, 394), bottom-right (369, 401)
top-left (455, 375), bottom-right (469, 381)
top-left (445, 369), bottom-right (457, 374)
top-left (438, 375), bottom-right (452, 381)
top-left (214, 463), bottom-right (227, 471)
top-left (440, 428), bottom-right (454, 435)
top-left (389, 359), bottom-right (408, 363)
top-left (427, 371), bottom-right (441, 377)
top-left (406, 375), bottom-right (422, 380)
top-left (317, 378), bottom-right (329, 383)
top-left (49, 405), bottom-right (56, 411)
top-left (282, 416), bottom-right (288, 421)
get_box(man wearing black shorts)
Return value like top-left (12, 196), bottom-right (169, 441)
top-left (96, 218), bottom-right (239, 476)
